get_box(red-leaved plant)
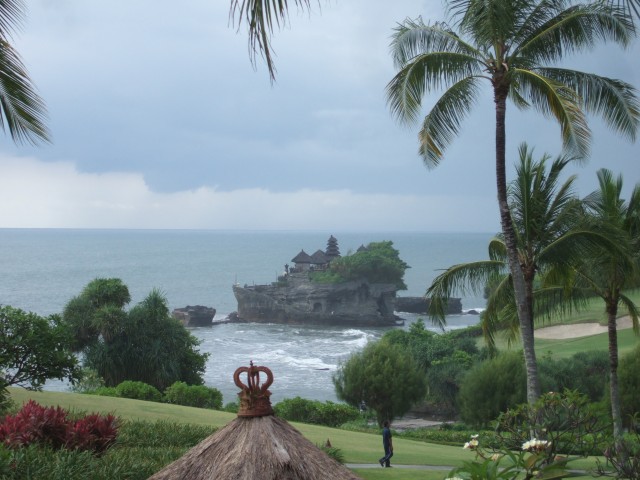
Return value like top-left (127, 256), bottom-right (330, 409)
top-left (0, 400), bottom-right (118, 455)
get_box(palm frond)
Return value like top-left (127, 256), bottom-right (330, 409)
top-left (0, 0), bottom-right (24, 39)
top-left (512, 68), bottom-right (589, 157)
top-left (427, 259), bottom-right (505, 326)
top-left (449, 0), bottom-right (529, 46)
top-left (386, 51), bottom-right (484, 128)
top-left (390, 18), bottom-right (481, 69)
top-left (413, 76), bottom-right (482, 167)
top-left (515, 1), bottom-right (634, 65)
top-left (0, 40), bottom-right (50, 145)
top-left (229, 0), bottom-right (316, 82)
top-left (540, 68), bottom-right (639, 141)
top-left (618, 292), bottom-right (640, 334)
top-left (532, 284), bottom-right (593, 322)
top-left (488, 237), bottom-right (507, 261)
top-left (614, 0), bottom-right (640, 22)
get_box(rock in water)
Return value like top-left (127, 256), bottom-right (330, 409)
top-left (172, 305), bottom-right (216, 327)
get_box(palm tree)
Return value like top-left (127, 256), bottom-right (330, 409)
top-left (566, 170), bottom-right (640, 452)
top-left (427, 143), bottom-right (624, 401)
top-left (0, 0), bottom-right (50, 144)
top-left (387, 0), bottom-right (638, 404)
top-left (228, 1), bottom-right (640, 81)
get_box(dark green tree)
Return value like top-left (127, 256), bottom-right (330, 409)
top-left (317, 240), bottom-right (409, 289)
top-left (62, 280), bottom-right (208, 391)
top-left (333, 339), bottom-right (426, 426)
top-left (387, 0), bottom-right (638, 406)
top-left (0, 306), bottom-right (80, 390)
top-left (458, 351), bottom-right (527, 427)
top-left (63, 277), bottom-right (131, 350)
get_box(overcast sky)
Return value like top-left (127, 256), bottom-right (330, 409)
top-left (0, 0), bottom-right (637, 232)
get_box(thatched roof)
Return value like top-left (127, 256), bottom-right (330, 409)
top-left (291, 249), bottom-right (312, 264)
top-left (147, 415), bottom-right (361, 480)
top-left (310, 249), bottom-right (329, 265)
top-left (148, 363), bottom-right (361, 480)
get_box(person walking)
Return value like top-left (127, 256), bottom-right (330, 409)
top-left (378, 420), bottom-right (393, 467)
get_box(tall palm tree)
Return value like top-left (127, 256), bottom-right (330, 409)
top-left (228, 1), bottom-right (640, 81)
top-left (565, 170), bottom-right (640, 452)
top-left (387, 0), bottom-right (638, 404)
top-left (0, 0), bottom-right (50, 144)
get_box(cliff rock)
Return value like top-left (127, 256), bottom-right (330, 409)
top-left (233, 273), bottom-right (400, 326)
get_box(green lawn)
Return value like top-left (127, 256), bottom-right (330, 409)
top-left (8, 388), bottom-right (603, 479)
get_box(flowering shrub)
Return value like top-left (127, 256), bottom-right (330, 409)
top-left (0, 400), bottom-right (118, 455)
top-left (446, 390), bottom-right (607, 480)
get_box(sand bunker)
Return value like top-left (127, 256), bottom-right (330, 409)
top-left (535, 316), bottom-right (634, 340)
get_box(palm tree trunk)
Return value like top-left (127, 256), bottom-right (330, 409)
top-left (607, 302), bottom-right (626, 460)
top-left (494, 83), bottom-right (541, 405)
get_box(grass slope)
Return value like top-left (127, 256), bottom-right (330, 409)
top-left (8, 389), bottom-right (602, 479)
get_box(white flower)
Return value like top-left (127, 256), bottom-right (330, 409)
top-left (522, 438), bottom-right (549, 452)
top-left (463, 438), bottom-right (479, 450)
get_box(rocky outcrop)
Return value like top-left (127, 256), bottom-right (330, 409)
top-left (395, 297), bottom-right (462, 314)
top-left (232, 273), bottom-right (401, 327)
top-left (172, 305), bottom-right (216, 327)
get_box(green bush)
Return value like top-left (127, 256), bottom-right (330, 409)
top-left (163, 382), bottom-right (223, 409)
top-left (619, 344), bottom-right (640, 428)
top-left (92, 387), bottom-right (117, 397)
top-left (457, 351), bottom-right (526, 427)
top-left (274, 397), bottom-right (360, 427)
top-left (115, 381), bottom-right (162, 402)
top-left (222, 401), bottom-right (239, 413)
top-left (539, 350), bottom-right (609, 402)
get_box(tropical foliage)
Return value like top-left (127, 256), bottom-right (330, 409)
top-left (427, 145), bottom-right (613, 398)
top-left (387, 0), bottom-right (639, 406)
top-left (62, 279), bottom-right (209, 391)
top-left (570, 170), bottom-right (640, 446)
top-left (312, 240), bottom-right (409, 289)
top-left (0, 306), bottom-right (80, 391)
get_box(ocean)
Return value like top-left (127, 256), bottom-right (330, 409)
top-left (0, 229), bottom-right (493, 403)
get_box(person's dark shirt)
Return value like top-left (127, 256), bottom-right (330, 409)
top-left (382, 426), bottom-right (391, 447)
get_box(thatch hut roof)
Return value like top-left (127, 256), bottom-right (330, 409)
top-left (291, 250), bottom-right (312, 264)
top-left (310, 249), bottom-right (329, 265)
top-left (148, 363), bottom-right (361, 480)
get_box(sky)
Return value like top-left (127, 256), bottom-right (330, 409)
top-left (0, 0), bottom-right (638, 232)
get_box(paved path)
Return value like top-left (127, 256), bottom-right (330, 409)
top-left (347, 463), bottom-right (452, 470)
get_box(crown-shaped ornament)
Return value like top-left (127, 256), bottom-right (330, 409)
top-left (233, 361), bottom-right (274, 417)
